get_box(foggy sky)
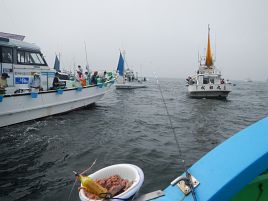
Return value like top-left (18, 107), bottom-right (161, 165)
top-left (0, 0), bottom-right (267, 81)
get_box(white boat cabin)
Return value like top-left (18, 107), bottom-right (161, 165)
top-left (189, 67), bottom-right (225, 86)
top-left (0, 34), bottom-right (55, 94)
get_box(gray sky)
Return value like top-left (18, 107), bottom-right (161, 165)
top-left (1, 0), bottom-right (267, 81)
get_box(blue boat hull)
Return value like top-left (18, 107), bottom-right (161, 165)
top-left (153, 117), bottom-right (268, 201)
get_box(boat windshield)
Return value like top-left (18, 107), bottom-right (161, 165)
top-left (17, 50), bottom-right (46, 65)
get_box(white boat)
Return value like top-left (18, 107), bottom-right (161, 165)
top-left (115, 52), bottom-right (146, 89)
top-left (186, 26), bottom-right (231, 99)
top-left (244, 78), bottom-right (253, 82)
top-left (0, 33), bottom-right (115, 127)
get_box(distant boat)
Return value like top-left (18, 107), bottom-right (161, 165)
top-left (244, 78), bottom-right (253, 82)
top-left (186, 25), bottom-right (231, 99)
top-left (115, 51), bottom-right (146, 89)
top-left (134, 117), bottom-right (268, 201)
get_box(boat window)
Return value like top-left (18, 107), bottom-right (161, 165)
top-left (30, 53), bottom-right (41, 64)
top-left (17, 50), bottom-right (25, 63)
top-left (36, 53), bottom-right (45, 64)
top-left (210, 78), bottom-right (214, 84)
top-left (1, 46), bottom-right (13, 63)
top-left (25, 52), bottom-right (32, 63)
top-left (203, 77), bottom-right (209, 84)
top-left (17, 50), bottom-right (46, 65)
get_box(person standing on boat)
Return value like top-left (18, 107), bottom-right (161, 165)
top-left (78, 65), bottom-right (83, 74)
top-left (30, 73), bottom-right (42, 92)
top-left (85, 71), bottom-right (91, 85)
top-left (52, 72), bottom-right (61, 89)
top-left (0, 73), bottom-right (9, 95)
top-left (73, 71), bottom-right (81, 87)
top-left (100, 71), bottom-right (107, 82)
top-left (78, 71), bottom-right (86, 86)
top-left (91, 71), bottom-right (98, 85)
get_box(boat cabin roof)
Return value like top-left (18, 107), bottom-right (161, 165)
top-left (191, 73), bottom-right (221, 80)
top-left (198, 74), bottom-right (220, 77)
top-left (0, 37), bottom-right (41, 52)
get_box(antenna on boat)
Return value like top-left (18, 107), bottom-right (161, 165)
top-left (84, 41), bottom-right (89, 71)
top-left (198, 51), bottom-right (201, 67)
top-left (73, 58), bottom-right (76, 74)
top-left (140, 64), bottom-right (142, 79)
top-left (215, 30), bottom-right (217, 63)
top-left (122, 50), bottom-right (129, 69)
top-left (59, 52), bottom-right (61, 67)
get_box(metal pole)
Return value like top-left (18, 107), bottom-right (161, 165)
top-left (84, 41), bottom-right (89, 71)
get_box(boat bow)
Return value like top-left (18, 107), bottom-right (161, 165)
top-left (154, 117), bottom-right (268, 201)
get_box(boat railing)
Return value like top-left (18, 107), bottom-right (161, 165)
top-left (0, 78), bottom-right (116, 98)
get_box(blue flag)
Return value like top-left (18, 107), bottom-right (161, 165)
top-left (54, 55), bottom-right (60, 72)
top-left (117, 52), bottom-right (124, 76)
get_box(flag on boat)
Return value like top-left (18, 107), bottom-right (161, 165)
top-left (54, 54), bottom-right (60, 72)
top-left (117, 52), bottom-right (124, 76)
top-left (205, 25), bottom-right (213, 68)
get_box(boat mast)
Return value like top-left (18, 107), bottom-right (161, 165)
top-left (59, 52), bottom-right (61, 71)
top-left (84, 41), bottom-right (89, 72)
top-left (122, 50), bottom-right (129, 69)
top-left (214, 31), bottom-right (216, 63)
top-left (122, 50), bottom-right (126, 82)
top-left (198, 51), bottom-right (200, 67)
top-left (59, 52), bottom-right (61, 67)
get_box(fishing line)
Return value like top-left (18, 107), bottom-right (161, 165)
top-left (80, 159), bottom-right (97, 175)
top-left (154, 74), bottom-right (197, 201)
top-left (67, 179), bottom-right (78, 201)
top-left (154, 74), bottom-right (187, 172)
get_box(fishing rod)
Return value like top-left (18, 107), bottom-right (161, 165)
top-left (154, 74), bottom-right (197, 201)
top-left (67, 159), bottom-right (97, 201)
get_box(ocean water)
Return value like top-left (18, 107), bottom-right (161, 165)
top-left (0, 78), bottom-right (267, 201)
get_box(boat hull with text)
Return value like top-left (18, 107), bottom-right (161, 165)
top-left (187, 84), bottom-right (230, 99)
